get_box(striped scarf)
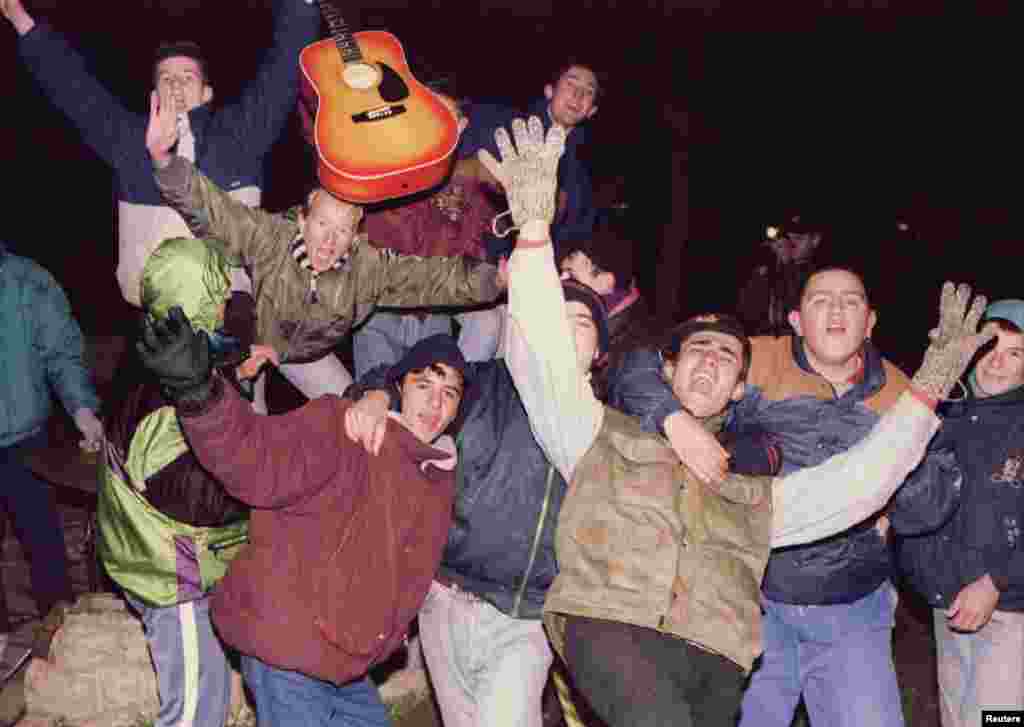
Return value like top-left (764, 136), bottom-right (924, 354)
top-left (290, 235), bottom-right (348, 304)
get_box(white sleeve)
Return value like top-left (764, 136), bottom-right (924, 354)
top-left (504, 242), bottom-right (604, 483)
top-left (771, 391), bottom-right (940, 548)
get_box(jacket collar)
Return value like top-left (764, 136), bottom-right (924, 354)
top-left (186, 103), bottom-right (214, 138)
top-left (790, 335), bottom-right (887, 401)
top-left (527, 97), bottom-right (588, 149)
top-left (944, 381), bottom-right (1024, 416)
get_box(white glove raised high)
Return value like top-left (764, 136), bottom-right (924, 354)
top-left (478, 116), bottom-right (566, 236)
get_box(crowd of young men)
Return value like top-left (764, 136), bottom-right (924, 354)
top-left (4, 2), bottom-right (1022, 726)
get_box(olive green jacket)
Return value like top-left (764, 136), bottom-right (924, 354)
top-left (154, 156), bottom-right (502, 364)
top-left (543, 406), bottom-right (774, 671)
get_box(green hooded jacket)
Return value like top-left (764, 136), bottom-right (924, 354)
top-left (97, 237), bottom-right (248, 607)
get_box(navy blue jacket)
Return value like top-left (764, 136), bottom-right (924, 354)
top-left (348, 359), bottom-right (567, 619)
top-left (608, 335), bottom-right (960, 605)
top-left (900, 385), bottom-right (1024, 612)
top-left (17, 1), bottom-right (319, 209)
top-left (459, 97), bottom-right (595, 260)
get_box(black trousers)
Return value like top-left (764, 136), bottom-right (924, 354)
top-left (564, 614), bottom-right (746, 727)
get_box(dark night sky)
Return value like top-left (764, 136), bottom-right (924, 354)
top-left (1, 1), bottom-right (1018, 371)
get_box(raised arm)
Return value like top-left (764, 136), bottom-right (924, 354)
top-left (147, 93), bottom-right (285, 266)
top-left (215, 0), bottom-right (320, 154)
top-left (137, 307), bottom-right (349, 508)
top-left (9, 0), bottom-right (145, 169)
top-left (479, 118), bottom-right (603, 482)
top-left (365, 248), bottom-right (503, 310)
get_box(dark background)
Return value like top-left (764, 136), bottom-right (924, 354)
top-left (1, 0), bottom-right (1018, 372)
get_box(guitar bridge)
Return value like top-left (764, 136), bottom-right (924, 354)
top-left (351, 104), bottom-right (407, 123)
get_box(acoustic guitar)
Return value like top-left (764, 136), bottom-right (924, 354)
top-left (299, 1), bottom-right (461, 204)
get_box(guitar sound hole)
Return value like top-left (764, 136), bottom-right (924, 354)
top-left (342, 63), bottom-right (380, 90)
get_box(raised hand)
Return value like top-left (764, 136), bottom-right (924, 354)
top-left (137, 306), bottom-right (215, 406)
top-left (1, 0), bottom-right (35, 35)
top-left (477, 116), bottom-right (565, 232)
top-left (146, 87), bottom-right (180, 168)
top-left (911, 282), bottom-right (994, 401)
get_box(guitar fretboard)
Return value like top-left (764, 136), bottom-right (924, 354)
top-left (316, 0), bottom-right (363, 64)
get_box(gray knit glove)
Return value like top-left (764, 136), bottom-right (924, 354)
top-left (478, 116), bottom-right (566, 233)
top-left (911, 282), bottom-right (994, 401)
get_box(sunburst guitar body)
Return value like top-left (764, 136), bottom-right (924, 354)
top-left (300, 25), bottom-right (460, 204)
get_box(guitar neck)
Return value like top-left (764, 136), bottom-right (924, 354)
top-left (316, 0), bottom-right (363, 64)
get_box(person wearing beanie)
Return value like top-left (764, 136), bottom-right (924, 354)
top-left (136, 310), bottom-right (467, 726)
top-left (558, 226), bottom-right (667, 402)
top-left (479, 117), bottom-right (987, 727)
top-left (900, 298), bottom-right (1024, 727)
top-left (344, 277), bottom-right (670, 727)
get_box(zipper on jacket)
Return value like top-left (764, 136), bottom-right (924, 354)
top-left (511, 465), bottom-right (556, 618)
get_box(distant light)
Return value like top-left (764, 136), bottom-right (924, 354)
top-left (897, 222), bottom-right (910, 232)
top-left (766, 225), bottom-right (781, 239)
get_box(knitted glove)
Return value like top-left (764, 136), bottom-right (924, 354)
top-left (478, 116), bottom-right (566, 233)
top-left (137, 306), bottom-right (215, 407)
top-left (911, 282), bottom-right (994, 401)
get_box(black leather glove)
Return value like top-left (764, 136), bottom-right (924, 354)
top-left (137, 306), bottom-right (215, 407)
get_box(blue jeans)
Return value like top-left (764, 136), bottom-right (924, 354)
top-left (126, 593), bottom-right (232, 727)
top-left (738, 582), bottom-right (904, 727)
top-left (241, 654), bottom-right (391, 726)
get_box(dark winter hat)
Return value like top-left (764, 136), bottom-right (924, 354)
top-left (563, 279), bottom-right (610, 356)
top-left (387, 334), bottom-right (469, 386)
top-left (670, 313), bottom-right (752, 381)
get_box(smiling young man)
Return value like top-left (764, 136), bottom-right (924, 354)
top-left (900, 299), bottom-right (1024, 727)
top-left (477, 118), bottom-right (986, 727)
top-left (136, 322), bottom-right (468, 726)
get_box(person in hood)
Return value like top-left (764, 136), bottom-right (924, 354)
top-left (97, 236), bottom-right (273, 727)
top-left (137, 313), bottom-right (471, 726)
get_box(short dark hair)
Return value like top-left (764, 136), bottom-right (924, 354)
top-left (153, 41), bottom-right (209, 84)
top-left (550, 61), bottom-right (605, 103)
top-left (559, 224), bottom-right (637, 294)
top-left (798, 263), bottom-right (872, 308)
